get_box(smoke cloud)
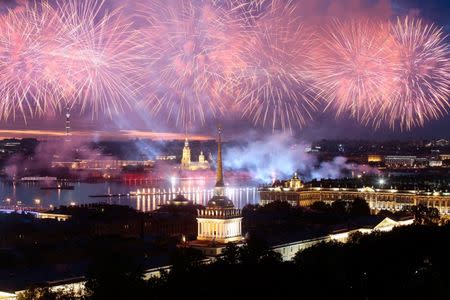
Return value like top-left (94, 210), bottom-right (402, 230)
top-left (4, 138), bottom-right (110, 179)
top-left (223, 133), bottom-right (377, 183)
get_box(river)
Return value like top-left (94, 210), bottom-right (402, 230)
top-left (0, 180), bottom-right (260, 212)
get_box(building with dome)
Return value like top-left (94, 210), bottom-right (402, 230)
top-left (180, 138), bottom-right (211, 171)
top-left (187, 127), bottom-right (244, 255)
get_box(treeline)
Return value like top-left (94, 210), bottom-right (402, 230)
top-left (19, 223), bottom-right (450, 300)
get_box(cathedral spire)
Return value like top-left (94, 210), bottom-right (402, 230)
top-left (215, 125), bottom-right (224, 190)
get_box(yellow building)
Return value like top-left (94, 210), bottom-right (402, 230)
top-left (368, 154), bottom-right (382, 163)
top-left (180, 138), bottom-right (210, 171)
top-left (260, 185), bottom-right (450, 216)
top-left (286, 172), bottom-right (303, 190)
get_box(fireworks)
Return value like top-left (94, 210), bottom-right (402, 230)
top-left (232, 0), bottom-right (318, 131)
top-left (0, 1), bottom-right (62, 120)
top-left (56, 0), bottom-right (141, 116)
top-left (313, 19), bottom-right (395, 124)
top-left (379, 17), bottom-right (450, 130)
top-left (0, 0), bottom-right (140, 120)
top-left (313, 16), bottom-right (450, 131)
top-left (139, 0), bottom-right (247, 126)
top-left (0, 0), bottom-right (448, 131)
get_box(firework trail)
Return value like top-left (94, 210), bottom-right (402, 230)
top-left (313, 19), bottom-right (395, 124)
top-left (0, 1), bottom-right (64, 120)
top-left (139, 0), bottom-right (248, 127)
top-left (55, 0), bottom-right (141, 116)
top-left (231, 0), bottom-right (318, 131)
top-left (377, 17), bottom-right (450, 130)
top-left (0, 0), bottom-right (140, 120)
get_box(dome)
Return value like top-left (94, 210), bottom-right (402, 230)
top-left (170, 194), bottom-right (191, 205)
top-left (207, 195), bottom-right (235, 209)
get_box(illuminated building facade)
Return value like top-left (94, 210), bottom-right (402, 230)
top-left (260, 184), bottom-right (450, 216)
top-left (439, 154), bottom-right (450, 161)
top-left (52, 159), bottom-right (154, 170)
top-left (287, 172), bottom-right (303, 190)
top-left (367, 154), bottom-right (382, 163)
top-left (180, 138), bottom-right (211, 171)
top-left (272, 216), bottom-right (414, 261)
top-left (384, 155), bottom-right (416, 167)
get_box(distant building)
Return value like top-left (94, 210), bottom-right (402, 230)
top-left (429, 159), bottom-right (443, 167)
top-left (286, 172), bottom-right (303, 190)
top-left (367, 154), bottom-right (382, 163)
top-left (149, 194), bottom-right (200, 238)
top-left (260, 180), bottom-right (450, 216)
top-left (180, 138), bottom-right (210, 171)
top-left (52, 159), bottom-right (154, 170)
top-left (435, 139), bottom-right (449, 147)
top-left (384, 155), bottom-right (416, 167)
top-left (439, 154), bottom-right (450, 161)
top-left (272, 216), bottom-right (414, 261)
top-left (155, 155), bottom-right (177, 161)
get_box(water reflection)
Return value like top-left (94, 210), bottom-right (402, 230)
top-left (134, 187), bottom-right (258, 212)
top-left (0, 181), bottom-right (259, 212)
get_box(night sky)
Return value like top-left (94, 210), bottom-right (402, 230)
top-left (0, 0), bottom-right (449, 140)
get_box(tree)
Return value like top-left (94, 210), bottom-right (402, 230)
top-left (310, 201), bottom-right (330, 212)
top-left (219, 242), bottom-right (240, 265)
top-left (331, 200), bottom-right (348, 215)
top-left (169, 247), bottom-right (204, 275)
top-left (17, 287), bottom-right (77, 300)
top-left (349, 198), bottom-right (370, 216)
top-left (239, 236), bottom-right (281, 265)
top-left (85, 250), bottom-right (145, 300)
top-left (409, 204), bottom-right (440, 225)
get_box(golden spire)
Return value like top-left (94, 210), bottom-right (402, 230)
top-left (215, 125), bottom-right (224, 188)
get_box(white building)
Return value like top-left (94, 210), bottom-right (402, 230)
top-left (188, 127), bottom-right (243, 256)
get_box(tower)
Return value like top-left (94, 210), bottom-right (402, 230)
top-left (196, 126), bottom-right (243, 245)
top-left (199, 151), bottom-right (206, 164)
top-left (65, 106), bottom-right (71, 141)
top-left (181, 138), bottom-right (191, 169)
top-left (288, 172), bottom-right (303, 190)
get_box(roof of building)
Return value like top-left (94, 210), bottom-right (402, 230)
top-left (207, 195), bottom-right (235, 209)
top-left (170, 194), bottom-right (191, 205)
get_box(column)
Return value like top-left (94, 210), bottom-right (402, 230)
top-left (239, 220), bottom-right (242, 236)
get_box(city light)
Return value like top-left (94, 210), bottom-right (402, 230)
top-left (170, 176), bottom-right (177, 189)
